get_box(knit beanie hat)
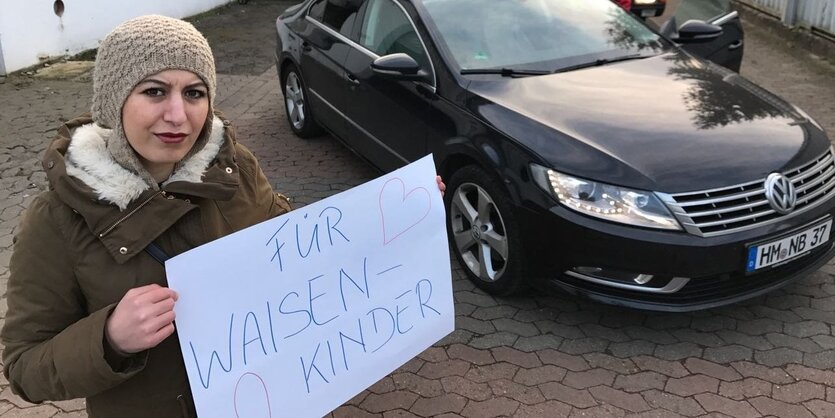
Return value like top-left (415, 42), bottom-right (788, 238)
top-left (91, 15), bottom-right (217, 188)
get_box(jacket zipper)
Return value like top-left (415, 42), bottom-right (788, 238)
top-left (98, 191), bottom-right (164, 238)
top-left (177, 394), bottom-right (190, 417)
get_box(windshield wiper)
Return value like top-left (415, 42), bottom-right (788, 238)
top-left (553, 53), bottom-right (654, 74)
top-left (460, 68), bottom-right (551, 77)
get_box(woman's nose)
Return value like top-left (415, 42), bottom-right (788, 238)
top-left (163, 94), bottom-right (188, 124)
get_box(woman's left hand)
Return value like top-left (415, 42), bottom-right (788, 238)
top-left (436, 175), bottom-right (446, 197)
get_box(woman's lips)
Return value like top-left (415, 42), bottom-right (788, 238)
top-left (155, 133), bottom-right (188, 144)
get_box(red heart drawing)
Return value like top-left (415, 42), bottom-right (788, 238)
top-left (379, 177), bottom-right (432, 245)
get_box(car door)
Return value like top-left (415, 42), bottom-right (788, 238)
top-left (298, 0), bottom-right (364, 135)
top-left (652, 0), bottom-right (744, 71)
top-left (339, 0), bottom-right (435, 172)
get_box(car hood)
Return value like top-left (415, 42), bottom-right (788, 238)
top-left (466, 51), bottom-right (829, 192)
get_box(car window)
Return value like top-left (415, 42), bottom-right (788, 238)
top-left (421, 0), bottom-right (664, 71)
top-left (673, 0), bottom-right (732, 23)
top-left (307, 0), bottom-right (364, 37)
top-left (359, 0), bottom-right (432, 72)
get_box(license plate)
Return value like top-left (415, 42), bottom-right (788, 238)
top-left (746, 219), bottom-right (832, 272)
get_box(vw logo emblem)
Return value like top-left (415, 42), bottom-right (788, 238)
top-left (764, 173), bottom-right (797, 215)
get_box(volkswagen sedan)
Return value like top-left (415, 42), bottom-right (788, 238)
top-left (274, 0), bottom-right (834, 311)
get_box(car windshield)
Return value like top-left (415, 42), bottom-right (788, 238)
top-left (420, 0), bottom-right (666, 72)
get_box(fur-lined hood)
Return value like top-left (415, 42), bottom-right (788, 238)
top-left (64, 117), bottom-right (226, 210)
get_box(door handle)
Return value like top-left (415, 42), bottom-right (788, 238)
top-left (301, 41), bottom-right (312, 52)
top-left (728, 40), bottom-right (743, 51)
top-left (346, 73), bottom-right (360, 86)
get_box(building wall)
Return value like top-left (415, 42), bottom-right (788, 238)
top-left (736, 0), bottom-right (835, 36)
top-left (0, 0), bottom-right (231, 74)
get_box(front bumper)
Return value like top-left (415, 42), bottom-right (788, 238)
top-left (520, 197), bottom-right (835, 311)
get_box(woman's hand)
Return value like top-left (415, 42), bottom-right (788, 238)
top-left (105, 284), bottom-right (179, 354)
top-left (436, 175), bottom-right (446, 197)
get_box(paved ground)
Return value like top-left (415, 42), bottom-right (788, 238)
top-left (0, 1), bottom-right (834, 417)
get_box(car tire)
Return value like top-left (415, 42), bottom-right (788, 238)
top-left (281, 64), bottom-right (323, 138)
top-left (445, 165), bottom-right (526, 296)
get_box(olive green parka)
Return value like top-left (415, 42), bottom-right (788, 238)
top-left (1, 115), bottom-right (291, 417)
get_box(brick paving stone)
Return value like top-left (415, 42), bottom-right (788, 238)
top-left (765, 294), bottom-right (811, 310)
top-left (392, 373), bottom-right (444, 398)
top-left (459, 397), bottom-right (519, 418)
top-left (558, 311), bottom-right (601, 326)
top-left (718, 378), bottom-right (772, 400)
top-left (716, 330), bottom-right (774, 350)
top-left (579, 324), bottom-right (630, 342)
top-left (560, 337), bottom-right (610, 355)
top-left (737, 319), bottom-right (784, 336)
top-left (802, 350), bottom-right (835, 369)
top-left (622, 327), bottom-right (678, 345)
top-left (0, 387), bottom-right (37, 409)
top-left (470, 305), bottom-right (518, 321)
top-left (368, 377), bottom-right (397, 394)
top-left (513, 335), bottom-right (564, 352)
top-left (52, 413), bottom-right (86, 418)
top-left (785, 364), bottom-right (835, 386)
top-left (689, 317), bottom-right (734, 332)
top-left (539, 382), bottom-right (598, 408)
top-left (749, 397), bottom-right (816, 418)
top-left (395, 357), bottom-right (424, 374)
top-left (488, 379), bottom-right (546, 405)
top-left (491, 347), bottom-right (542, 368)
top-left (829, 387), bottom-right (834, 402)
top-left (569, 404), bottom-right (626, 417)
top-left (670, 330), bottom-right (725, 348)
top-left (665, 374), bottom-right (720, 397)
top-left (624, 409), bottom-right (687, 418)
top-left (609, 341), bottom-right (657, 358)
top-left (810, 296), bottom-right (835, 311)
top-left (694, 393), bottom-right (762, 418)
top-left (793, 307), bottom-right (835, 325)
top-left (418, 347), bottom-right (448, 363)
top-left (642, 390), bottom-right (707, 417)
top-left (439, 376), bottom-right (491, 402)
top-left (408, 394), bottom-right (467, 417)
top-left (684, 358), bottom-right (743, 381)
top-left (0, 404), bottom-right (60, 417)
top-left (333, 405), bottom-right (381, 418)
top-left (804, 399), bottom-right (835, 418)
top-left (613, 371), bottom-right (667, 393)
top-left (468, 332), bottom-right (519, 349)
top-left (583, 353), bottom-right (638, 374)
top-left (534, 321), bottom-right (586, 339)
top-left (492, 318), bottom-right (540, 337)
top-left (765, 333), bottom-right (824, 353)
top-left (588, 386), bottom-right (651, 413)
top-left (360, 391), bottom-right (420, 413)
top-left (513, 365), bottom-right (568, 386)
top-left (563, 368), bottom-right (617, 390)
top-left (513, 308), bottom-right (557, 324)
top-left (811, 335), bottom-right (835, 350)
top-left (633, 356), bottom-right (690, 378)
top-left (783, 321), bottom-right (831, 338)
top-left (748, 306), bottom-right (804, 323)
top-left (655, 343), bottom-right (704, 361)
top-left (416, 360), bottom-right (470, 380)
top-left (513, 400), bottom-right (572, 418)
top-left (455, 316), bottom-right (497, 335)
top-left (437, 329), bottom-right (473, 346)
top-left (538, 349), bottom-right (591, 372)
top-left (463, 362), bottom-right (518, 383)
top-left (731, 361), bottom-right (795, 385)
top-left (754, 348), bottom-right (804, 367)
top-left (382, 410), bottom-right (420, 418)
top-left (772, 381), bottom-right (825, 403)
top-left (446, 344), bottom-right (494, 366)
top-left (453, 291), bottom-right (498, 308)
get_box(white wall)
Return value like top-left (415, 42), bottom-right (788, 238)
top-left (0, 0), bottom-right (231, 74)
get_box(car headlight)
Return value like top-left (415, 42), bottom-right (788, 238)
top-left (530, 164), bottom-right (681, 230)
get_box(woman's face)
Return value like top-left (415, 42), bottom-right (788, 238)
top-left (122, 69), bottom-right (209, 182)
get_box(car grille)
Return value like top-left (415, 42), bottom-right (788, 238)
top-left (659, 148), bottom-right (835, 237)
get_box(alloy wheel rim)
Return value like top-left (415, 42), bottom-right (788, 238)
top-left (449, 182), bottom-right (509, 282)
top-left (285, 72), bottom-right (306, 130)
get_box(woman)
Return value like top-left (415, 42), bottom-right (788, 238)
top-left (0, 15), bottom-right (293, 417)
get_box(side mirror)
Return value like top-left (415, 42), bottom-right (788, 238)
top-left (672, 20), bottom-right (723, 43)
top-left (371, 53), bottom-right (428, 82)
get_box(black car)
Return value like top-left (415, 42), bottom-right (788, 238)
top-left (275, 0), bottom-right (834, 311)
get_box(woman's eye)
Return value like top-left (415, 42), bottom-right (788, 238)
top-left (142, 88), bottom-right (165, 97)
top-left (185, 89), bottom-right (207, 99)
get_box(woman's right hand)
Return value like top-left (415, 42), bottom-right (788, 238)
top-left (105, 284), bottom-right (179, 354)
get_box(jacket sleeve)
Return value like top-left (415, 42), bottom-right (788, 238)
top-left (1, 196), bottom-right (146, 403)
top-left (235, 143), bottom-right (292, 219)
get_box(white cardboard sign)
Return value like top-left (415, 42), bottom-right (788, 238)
top-left (166, 155), bottom-right (454, 418)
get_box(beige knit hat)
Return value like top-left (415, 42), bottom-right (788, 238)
top-left (92, 14), bottom-right (217, 187)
